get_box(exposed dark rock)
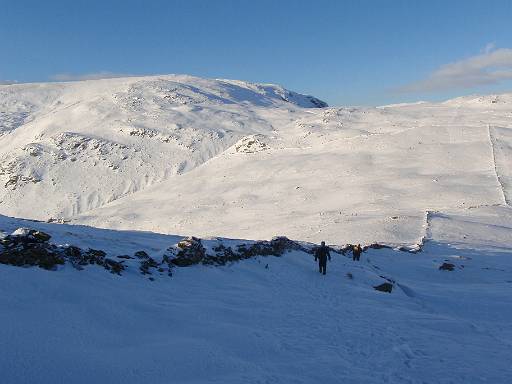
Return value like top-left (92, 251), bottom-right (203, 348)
top-left (85, 249), bottom-right (106, 259)
top-left (374, 282), bottom-right (393, 293)
top-left (237, 242), bottom-right (275, 258)
top-left (161, 254), bottom-right (175, 276)
top-left (64, 246), bottom-right (85, 270)
top-left (32, 230), bottom-right (51, 242)
top-left (174, 236), bottom-right (308, 267)
top-left (3, 228), bottom-right (52, 246)
top-left (104, 258), bottom-right (125, 275)
top-left (140, 256), bottom-right (159, 275)
top-left (171, 237), bottom-right (206, 267)
top-left (163, 236), bottom-right (307, 268)
top-left (203, 243), bottom-right (238, 265)
top-left (1, 229), bottom-right (56, 269)
top-left (134, 250), bottom-right (150, 259)
top-left (64, 246), bottom-right (82, 258)
top-left (306, 95), bottom-right (328, 108)
top-left (270, 236), bottom-right (303, 254)
top-left (439, 262), bottom-right (455, 271)
top-left (236, 236), bottom-right (304, 259)
top-left (365, 243), bottom-right (392, 251)
top-left (75, 249), bottom-right (105, 266)
top-left (0, 227), bottom-right (127, 275)
top-left (0, 241), bottom-right (64, 270)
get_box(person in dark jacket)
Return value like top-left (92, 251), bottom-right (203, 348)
top-left (314, 241), bottom-right (331, 275)
top-left (352, 244), bottom-right (362, 261)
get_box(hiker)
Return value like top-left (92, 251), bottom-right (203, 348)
top-left (352, 244), bottom-right (362, 261)
top-left (314, 241), bottom-right (331, 275)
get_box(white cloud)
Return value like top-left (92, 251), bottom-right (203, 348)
top-left (483, 42), bottom-right (496, 54)
top-left (399, 45), bottom-right (512, 93)
top-left (50, 71), bottom-right (132, 81)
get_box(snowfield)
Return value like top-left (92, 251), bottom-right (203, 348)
top-left (75, 94), bottom-right (512, 245)
top-left (0, 209), bottom-right (511, 384)
top-left (1, 75), bottom-right (512, 383)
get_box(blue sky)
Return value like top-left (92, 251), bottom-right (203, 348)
top-left (1, 0), bottom-right (512, 106)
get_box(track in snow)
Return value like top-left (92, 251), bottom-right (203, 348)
top-left (487, 124), bottom-right (509, 206)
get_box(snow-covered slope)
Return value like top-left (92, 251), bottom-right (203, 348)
top-left (2, 76), bottom-right (512, 383)
top-left (2, 75), bottom-right (512, 248)
top-left (1, 207), bottom-right (511, 384)
top-left (77, 94), bottom-right (512, 246)
top-left (2, 75), bottom-right (512, 247)
top-left (0, 75), bottom-right (326, 219)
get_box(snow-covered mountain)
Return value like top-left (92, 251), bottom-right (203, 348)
top-left (0, 75), bottom-right (326, 219)
top-left (2, 75), bottom-right (512, 247)
top-left (1, 75), bottom-right (512, 383)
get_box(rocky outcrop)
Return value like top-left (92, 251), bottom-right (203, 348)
top-left (0, 227), bottom-right (124, 274)
top-left (234, 135), bottom-right (269, 154)
top-left (0, 229), bottom-right (63, 270)
top-left (169, 236), bottom-right (206, 267)
top-left (167, 236), bottom-right (307, 267)
top-left (1, 227), bottom-right (427, 293)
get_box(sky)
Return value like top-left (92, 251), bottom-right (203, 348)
top-left (1, 0), bottom-right (512, 106)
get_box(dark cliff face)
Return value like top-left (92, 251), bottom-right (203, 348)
top-left (281, 89), bottom-right (328, 108)
top-left (306, 95), bottom-right (329, 108)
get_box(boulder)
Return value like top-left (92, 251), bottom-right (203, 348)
top-left (9, 228), bottom-right (51, 243)
top-left (374, 282), bottom-right (393, 293)
top-left (439, 262), bottom-right (455, 271)
top-left (32, 230), bottom-right (51, 242)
